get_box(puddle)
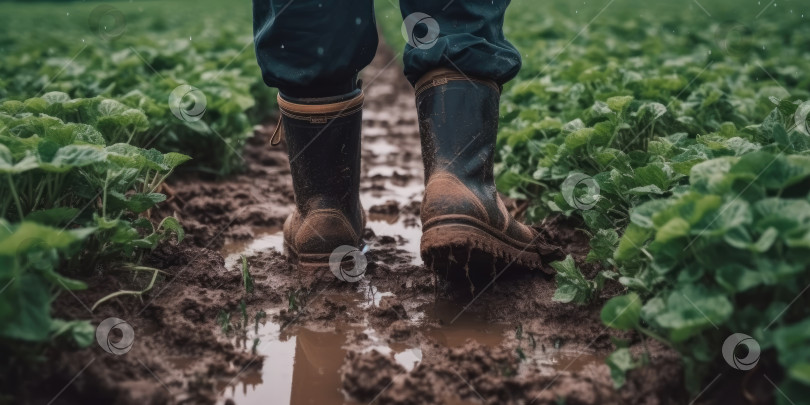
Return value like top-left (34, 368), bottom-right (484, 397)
top-left (211, 288), bottom-right (605, 405)
top-left (414, 299), bottom-right (511, 348)
top-left (532, 349), bottom-right (604, 375)
top-left (212, 290), bottom-right (519, 405)
top-left (221, 226), bottom-right (285, 270)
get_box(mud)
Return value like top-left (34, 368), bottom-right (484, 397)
top-left (21, 42), bottom-right (689, 405)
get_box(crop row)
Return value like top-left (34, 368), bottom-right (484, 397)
top-left (0, 0), bottom-right (275, 357)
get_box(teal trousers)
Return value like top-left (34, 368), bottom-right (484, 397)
top-left (252, 0), bottom-right (522, 98)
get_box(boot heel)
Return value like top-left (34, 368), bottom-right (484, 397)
top-left (421, 223), bottom-right (551, 282)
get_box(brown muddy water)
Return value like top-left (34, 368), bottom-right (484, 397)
top-left (213, 240), bottom-right (602, 405)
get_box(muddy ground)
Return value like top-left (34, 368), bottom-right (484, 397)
top-left (19, 45), bottom-right (691, 404)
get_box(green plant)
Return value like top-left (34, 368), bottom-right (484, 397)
top-left (0, 220), bottom-right (94, 345)
top-left (372, 0), bottom-right (810, 400)
top-left (241, 254), bottom-right (254, 294)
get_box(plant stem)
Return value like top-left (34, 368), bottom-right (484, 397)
top-left (91, 265), bottom-right (161, 311)
top-left (102, 169), bottom-right (109, 218)
top-left (6, 174), bottom-right (24, 220)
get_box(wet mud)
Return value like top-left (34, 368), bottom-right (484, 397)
top-left (24, 43), bottom-right (688, 405)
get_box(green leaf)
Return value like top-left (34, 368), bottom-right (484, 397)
top-left (0, 222), bottom-right (83, 256)
top-left (157, 216), bottom-right (184, 242)
top-left (606, 348), bottom-right (639, 388)
top-left (551, 255), bottom-right (591, 304)
top-left (586, 229), bottom-right (620, 264)
top-left (124, 193), bottom-right (167, 213)
top-left (614, 223), bottom-right (653, 262)
top-left (655, 287), bottom-right (733, 342)
top-left (24, 207), bottom-right (80, 226)
top-left (162, 152), bottom-right (192, 169)
top-left (38, 144), bottom-right (107, 172)
top-left (607, 96), bottom-right (634, 113)
top-left (0, 273), bottom-right (52, 341)
top-left (655, 217), bottom-right (690, 244)
top-left (601, 293), bottom-right (641, 330)
top-left (50, 319), bottom-right (95, 347)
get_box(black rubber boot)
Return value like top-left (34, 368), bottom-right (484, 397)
top-left (276, 90), bottom-right (365, 277)
top-left (415, 68), bottom-right (549, 283)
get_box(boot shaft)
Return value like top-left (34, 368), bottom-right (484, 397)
top-left (277, 92), bottom-right (364, 224)
top-left (415, 68), bottom-right (501, 186)
top-left (415, 69), bottom-right (504, 226)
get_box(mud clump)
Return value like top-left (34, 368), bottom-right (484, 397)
top-left (341, 350), bottom-right (406, 402)
top-left (369, 200), bottom-right (400, 216)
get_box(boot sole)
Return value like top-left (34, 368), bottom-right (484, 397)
top-left (284, 241), bottom-right (370, 284)
top-left (421, 219), bottom-right (552, 282)
top-left (283, 242), bottom-right (334, 282)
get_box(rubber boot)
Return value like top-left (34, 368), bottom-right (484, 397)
top-left (276, 90), bottom-right (366, 277)
top-left (415, 68), bottom-right (550, 281)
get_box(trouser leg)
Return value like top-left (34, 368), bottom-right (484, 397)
top-left (252, 0), bottom-right (378, 98)
top-left (398, 0), bottom-right (522, 86)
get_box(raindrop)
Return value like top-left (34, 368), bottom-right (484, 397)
top-left (189, 36), bottom-right (192, 41)
top-left (281, 44), bottom-right (285, 49)
top-left (355, 17), bottom-right (362, 25)
top-left (66, 12), bottom-right (70, 16)
top-left (317, 47), bottom-right (324, 56)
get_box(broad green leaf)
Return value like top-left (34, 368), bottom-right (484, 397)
top-left (607, 96), bottom-right (634, 112)
top-left (606, 348), bottom-right (639, 388)
top-left (158, 216), bottom-right (185, 242)
top-left (601, 293), bottom-right (641, 330)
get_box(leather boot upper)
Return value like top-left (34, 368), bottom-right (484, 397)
top-left (277, 91), bottom-right (366, 255)
top-left (415, 68), bottom-right (536, 243)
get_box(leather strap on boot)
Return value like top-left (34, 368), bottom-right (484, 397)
top-left (415, 68), bottom-right (501, 99)
top-left (271, 92), bottom-right (365, 145)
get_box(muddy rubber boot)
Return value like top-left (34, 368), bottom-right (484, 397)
top-left (276, 90), bottom-right (366, 279)
top-left (415, 69), bottom-right (551, 282)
